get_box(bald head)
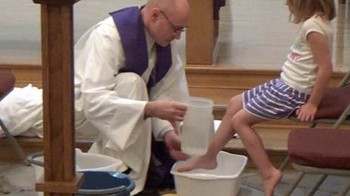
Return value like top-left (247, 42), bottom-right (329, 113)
top-left (142, 0), bottom-right (191, 46)
top-left (147, 0), bottom-right (188, 8)
top-left (146, 0), bottom-right (190, 22)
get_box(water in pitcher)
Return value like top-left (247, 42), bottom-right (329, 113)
top-left (180, 97), bottom-right (215, 156)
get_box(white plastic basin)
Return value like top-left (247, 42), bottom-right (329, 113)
top-left (171, 151), bottom-right (247, 196)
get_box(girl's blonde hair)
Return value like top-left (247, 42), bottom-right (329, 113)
top-left (286, 0), bottom-right (336, 23)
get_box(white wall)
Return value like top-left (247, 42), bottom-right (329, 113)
top-left (1, 0), bottom-right (188, 64)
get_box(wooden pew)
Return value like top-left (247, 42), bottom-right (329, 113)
top-left (0, 137), bottom-right (93, 162)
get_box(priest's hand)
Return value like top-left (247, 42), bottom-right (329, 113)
top-left (163, 130), bottom-right (189, 161)
top-left (144, 99), bottom-right (187, 122)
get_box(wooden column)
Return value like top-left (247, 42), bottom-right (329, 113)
top-left (186, 0), bottom-right (216, 65)
top-left (186, 0), bottom-right (224, 65)
top-left (32, 0), bottom-right (83, 195)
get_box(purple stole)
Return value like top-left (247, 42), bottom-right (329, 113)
top-left (110, 7), bottom-right (172, 88)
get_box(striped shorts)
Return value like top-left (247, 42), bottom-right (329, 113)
top-left (243, 78), bottom-right (309, 120)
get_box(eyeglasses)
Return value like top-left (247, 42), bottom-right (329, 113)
top-left (159, 10), bottom-right (186, 34)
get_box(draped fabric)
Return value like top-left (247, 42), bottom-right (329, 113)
top-left (110, 7), bottom-right (172, 88)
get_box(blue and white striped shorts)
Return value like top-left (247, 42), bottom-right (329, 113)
top-left (243, 78), bottom-right (309, 120)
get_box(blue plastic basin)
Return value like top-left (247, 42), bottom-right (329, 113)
top-left (76, 171), bottom-right (135, 196)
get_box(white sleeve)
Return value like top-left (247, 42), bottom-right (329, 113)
top-left (302, 17), bottom-right (326, 40)
top-left (149, 43), bottom-right (190, 140)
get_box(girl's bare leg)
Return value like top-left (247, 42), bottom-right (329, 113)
top-left (177, 95), bottom-right (244, 172)
top-left (232, 111), bottom-right (282, 196)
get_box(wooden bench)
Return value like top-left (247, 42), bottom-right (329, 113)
top-left (0, 137), bottom-right (93, 163)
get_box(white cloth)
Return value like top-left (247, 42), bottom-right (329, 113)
top-left (0, 84), bottom-right (43, 138)
top-left (281, 15), bottom-right (333, 94)
top-left (74, 16), bottom-right (189, 194)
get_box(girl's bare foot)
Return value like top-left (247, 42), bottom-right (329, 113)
top-left (263, 168), bottom-right (282, 196)
top-left (177, 155), bottom-right (217, 172)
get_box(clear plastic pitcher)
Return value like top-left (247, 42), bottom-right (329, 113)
top-left (181, 97), bottom-right (215, 156)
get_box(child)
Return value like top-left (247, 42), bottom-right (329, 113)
top-left (177, 0), bottom-right (336, 195)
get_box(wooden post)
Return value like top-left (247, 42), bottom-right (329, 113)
top-left (32, 0), bottom-right (83, 195)
top-left (186, 0), bottom-right (216, 65)
top-left (186, 0), bottom-right (224, 65)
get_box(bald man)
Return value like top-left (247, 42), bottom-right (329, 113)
top-left (73, 0), bottom-right (191, 194)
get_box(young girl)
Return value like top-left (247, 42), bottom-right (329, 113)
top-left (177, 0), bottom-right (336, 195)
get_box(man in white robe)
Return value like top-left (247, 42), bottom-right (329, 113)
top-left (73, 0), bottom-right (191, 194)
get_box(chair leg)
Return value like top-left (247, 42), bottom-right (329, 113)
top-left (283, 172), bottom-right (305, 196)
top-left (0, 119), bottom-right (30, 165)
top-left (279, 156), bottom-right (289, 171)
top-left (307, 174), bottom-right (327, 196)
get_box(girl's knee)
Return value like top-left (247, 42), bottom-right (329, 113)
top-left (227, 95), bottom-right (243, 114)
top-left (231, 110), bottom-right (255, 131)
top-left (228, 95), bottom-right (240, 106)
top-left (231, 115), bottom-right (243, 130)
